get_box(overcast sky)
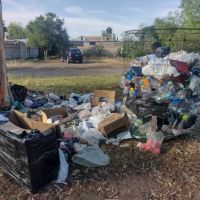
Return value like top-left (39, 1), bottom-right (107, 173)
top-left (2, 0), bottom-right (181, 39)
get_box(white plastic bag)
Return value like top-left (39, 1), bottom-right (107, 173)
top-left (78, 109), bottom-right (92, 120)
top-left (72, 146), bottom-right (110, 167)
top-left (142, 59), bottom-right (180, 79)
top-left (55, 149), bottom-right (68, 184)
top-left (77, 120), bottom-right (105, 146)
top-left (49, 93), bottom-right (61, 101)
top-left (74, 103), bottom-right (91, 111)
top-left (189, 75), bottom-right (200, 96)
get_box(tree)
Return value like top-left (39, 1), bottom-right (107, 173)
top-left (0, 0), bottom-right (10, 109)
top-left (102, 30), bottom-right (106, 41)
top-left (26, 12), bottom-right (69, 59)
top-left (7, 22), bottom-right (26, 39)
top-left (94, 45), bottom-right (104, 57)
top-left (180, 0), bottom-right (200, 28)
top-left (106, 27), bottom-right (112, 35)
top-left (106, 27), bottom-right (112, 41)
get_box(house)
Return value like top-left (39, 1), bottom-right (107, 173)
top-left (70, 35), bottom-right (104, 47)
top-left (4, 39), bottom-right (39, 60)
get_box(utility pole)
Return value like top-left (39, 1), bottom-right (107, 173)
top-left (0, 0), bottom-right (10, 110)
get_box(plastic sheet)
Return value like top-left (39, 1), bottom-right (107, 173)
top-left (0, 122), bottom-right (59, 193)
top-left (72, 145), bottom-right (110, 167)
top-left (55, 149), bottom-right (68, 184)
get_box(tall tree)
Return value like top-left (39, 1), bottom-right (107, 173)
top-left (7, 22), bottom-right (26, 39)
top-left (0, 0), bottom-right (10, 109)
top-left (106, 27), bottom-right (112, 35)
top-left (26, 12), bottom-right (69, 59)
top-left (180, 0), bottom-right (200, 28)
top-left (106, 26), bottom-right (112, 40)
top-left (101, 30), bottom-right (106, 41)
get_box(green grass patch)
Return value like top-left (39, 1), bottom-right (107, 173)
top-left (9, 75), bottom-right (121, 95)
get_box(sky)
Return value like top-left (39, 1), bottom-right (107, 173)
top-left (2, 0), bottom-right (181, 39)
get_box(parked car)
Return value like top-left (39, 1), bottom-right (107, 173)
top-left (64, 48), bottom-right (83, 63)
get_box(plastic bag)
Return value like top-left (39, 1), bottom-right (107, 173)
top-left (189, 75), bottom-right (200, 96)
top-left (78, 109), bottom-right (92, 120)
top-left (137, 116), bottom-right (164, 154)
top-left (165, 51), bottom-right (198, 64)
top-left (55, 149), bottom-right (68, 184)
top-left (72, 146), bottom-right (110, 167)
top-left (77, 120), bottom-right (106, 146)
top-left (142, 59), bottom-right (180, 79)
top-left (49, 93), bottom-right (61, 101)
top-left (10, 84), bottom-right (27, 103)
top-left (155, 46), bottom-right (170, 58)
top-left (74, 103), bottom-right (91, 111)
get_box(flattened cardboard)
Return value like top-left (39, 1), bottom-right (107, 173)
top-left (92, 90), bottom-right (115, 106)
top-left (40, 108), bottom-right (68, 123)
top-left (9, 110), bottom-right (62, 138)
top-left (98, 113), bottom-right (129, 137)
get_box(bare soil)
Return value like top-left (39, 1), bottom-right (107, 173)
top-left (1, 133), bottom-right (200, 200)
top-left (7, 59), bottom-right (122, 77)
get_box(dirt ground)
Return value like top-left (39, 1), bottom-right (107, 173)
top-left (2, 58), bottom-right (200, 199)
top-left (1, 132), bottom-right (200, 200)
top-left (7, 59), bottom-right (122, 77)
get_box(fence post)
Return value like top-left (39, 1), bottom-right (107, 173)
top-left (0, 0), bottom-right (10, 109)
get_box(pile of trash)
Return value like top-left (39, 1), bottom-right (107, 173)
top-left (0, 87), bottom-right (131, 193)
top-left (121, 49), bottom-right (200, 154)
top-left (0, 48), bottom-right (200, 193)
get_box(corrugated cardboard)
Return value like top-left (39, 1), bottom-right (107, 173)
top-left (40, 108), bottom-right (68, 123)
top-left (98, 113), bottom-right (129, 137)
top-left (9, 110), bottom-right (62, 138)
top-left (92, 90), bottom-right (115, 106)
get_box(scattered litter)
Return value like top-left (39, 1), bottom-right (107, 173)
top-left (72, 145), bottom-right (110, 167)
top-left (0, 48), bottom-right (200, 192)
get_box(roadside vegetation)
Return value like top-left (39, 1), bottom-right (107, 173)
top-left (9, 75), bottom-right (121, 94)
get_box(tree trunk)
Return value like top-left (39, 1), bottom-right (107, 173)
top-left (44, 49), bottom-right (48, 60)
top-left (0, 0), bottom-right (10, 109)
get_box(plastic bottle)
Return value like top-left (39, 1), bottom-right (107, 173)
top-left (129, 87), bottom-right (135, 97)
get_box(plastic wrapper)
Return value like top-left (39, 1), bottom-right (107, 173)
top-left (72, 145), bottom-right (110, 167)
top-left (0, 121), bottom-right (59, 193)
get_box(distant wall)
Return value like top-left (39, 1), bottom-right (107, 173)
top-left (74, 41), bottom-right (122, 57)
top-left (5, 41), bottom-right (39, 60)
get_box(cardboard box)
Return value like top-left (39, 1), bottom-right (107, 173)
top-left (0, 110), bottom-right (60, 193)
top-left (92, 90), bottom-right (116, 106)
top-left (98, 113), bottom-right (129, 137)
top-left (9, 110), bottom-right (62, 138)
top-left (40, 107), bottom-right (68, 123)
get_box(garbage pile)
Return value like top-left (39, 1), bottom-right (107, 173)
top-left (0, 49), bottom-right (199, 193)
top-left (121, 50), bottom-right (200, 154)
top-left (0, 88), bottom-right (131, 193)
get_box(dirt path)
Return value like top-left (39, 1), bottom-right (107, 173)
top-left (1, 135), bottom-right (200, 200)
top-left (7, 59), bottom-right (122, 77)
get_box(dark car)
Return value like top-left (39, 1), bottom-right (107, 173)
top-left (65, 48), bottom-right (83, 63)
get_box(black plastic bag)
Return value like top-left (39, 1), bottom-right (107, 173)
top-left (10, 84), bottom-right (27, 104)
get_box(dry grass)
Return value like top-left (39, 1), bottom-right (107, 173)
top-left (9, 74), bottom-right (121, 95)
